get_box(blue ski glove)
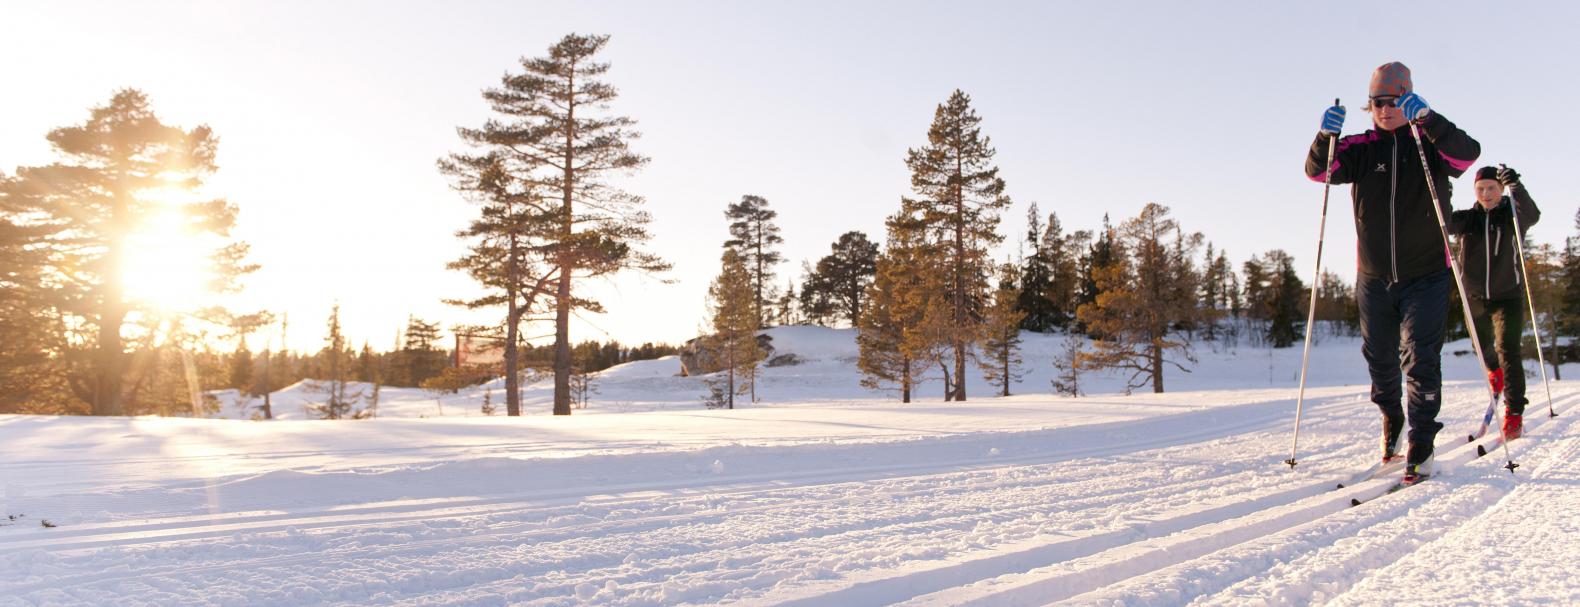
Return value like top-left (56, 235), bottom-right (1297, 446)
top-left (1319, 103), bottom-right (1345, 134)
top-left (1397, 92), bottom-right (1430, 121)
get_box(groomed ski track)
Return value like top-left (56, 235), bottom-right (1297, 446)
top-left (3, 382), bottom-right (1578, 606)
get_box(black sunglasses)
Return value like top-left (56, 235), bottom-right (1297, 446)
top-left (1368, 96), bottom-right (1400, 110)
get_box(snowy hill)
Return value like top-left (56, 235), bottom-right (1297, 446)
top-left (214, 325), bottom-right (1453, 419)
top-left (2, 328), bottom-right (1578, 605)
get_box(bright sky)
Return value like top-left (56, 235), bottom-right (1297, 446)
top-left (3, 1), bottom-right (1577, 353)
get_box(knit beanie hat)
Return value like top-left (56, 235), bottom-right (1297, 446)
top-left (1370, 62), bottom-right (1413, 98)
top-left (1475, 166), bottom-right (1499, 183)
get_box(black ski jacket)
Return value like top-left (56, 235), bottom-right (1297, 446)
top-left (1305, 113), bottom-right (1481, 282)
top-left (1448, 188), bottom-right (1540, 301)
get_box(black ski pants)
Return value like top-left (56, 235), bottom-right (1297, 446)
top-left (1469, 295), bottom-right (1527, 415)
top-left (1356, 268), bottom-right (1450, 457)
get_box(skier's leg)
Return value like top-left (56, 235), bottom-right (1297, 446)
top-left (1400, 269), bottom-right (1451, 464)
top-left (1357, 275), bottom-right (1405, 452)
top-left (1496, 297), bottom-right (1528, 415)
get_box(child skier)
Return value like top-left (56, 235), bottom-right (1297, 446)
top-left (1449, 165), bottom-right (1541, 439)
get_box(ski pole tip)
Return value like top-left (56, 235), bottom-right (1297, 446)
top-left (1284, 458), bottom-right (1298, 469)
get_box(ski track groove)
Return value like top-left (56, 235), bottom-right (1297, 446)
top-left (1061, 392), bottom-right (1580, 606)
top-left (885, 390), bottom-right (1580, 607)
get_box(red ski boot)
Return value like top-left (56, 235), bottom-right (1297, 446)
top-left (1503, 413), bottom-right (1523, 441)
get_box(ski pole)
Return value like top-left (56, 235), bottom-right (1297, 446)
top-left (1408, 121), bottom-right (1517, 473)
top-left (1287, 98), bottom-right (1340, 469)
top-left (1503, 164), bottom-right (1557, 418)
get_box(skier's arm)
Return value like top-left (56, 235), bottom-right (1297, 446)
top-left (1512, 184), bottom-right (1541, 230)
top-left (1447, 208), bottom-right (1474, 235)
top-left (1305, 132), bottom-right (1363, 184)
top-left (1417, 112), bottom-right (1481, 178)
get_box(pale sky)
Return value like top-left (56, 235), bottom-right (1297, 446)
top-left (3, 1), bottom-right (1577, 352)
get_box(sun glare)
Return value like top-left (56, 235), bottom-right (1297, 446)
top-left (121, 202), bottom-right (217, 313)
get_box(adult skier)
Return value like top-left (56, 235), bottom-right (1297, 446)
top-left (1304, 62), bottom-right (1481, 482)
top-left (1449, 165), bottom-right (1540, 439)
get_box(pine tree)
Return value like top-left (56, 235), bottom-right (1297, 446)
top-left (1051, 333), bottom-right (1086, 397)
top-left (0, 205), bottom-right (72, 414)
top-left (858, 212), bottom-right (945, 403)
top-left (706, 249), bottom-right (761, 409)
top-left (798, 261), bottom-right (839, 327)
top-left (723, 195), bottom-right (785, 328)
top-left (1075, 217), bottom-right (1117, 337)
top-left (979, 263), bottom-right (1026, 396)
top-left (901, 90), bottom-right (1011, 401)
top-left (773, 278), bottom-right (799, 326)
top-left (458, 33), bottom-right (668, 416)
top-left (1017, 204), bottom-right (1058, 332)
top-left (397, 316), bottom-right (447, 387)
top-left (1076, 203), bottom-right (1203, 393)
top-left (801, 231), bottom-right (880, 327)
top-left (438, 152), bottom-right (556, 416)
top-left (1, 90), bottom-right (256, 415)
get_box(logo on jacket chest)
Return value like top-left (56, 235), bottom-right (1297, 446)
top-left (1375, 163), bottom-right (1388, 173)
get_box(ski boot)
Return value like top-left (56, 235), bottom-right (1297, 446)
top-left (1381, 412), bottom-right (1405, 464)
top-left (1503, 413), bottom-right (1523, 441)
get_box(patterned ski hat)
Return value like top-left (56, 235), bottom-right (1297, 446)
top-left (1369, 62), bottom-right (1413, 98)
top-left (1475, 166), bottom-right (1499, 183)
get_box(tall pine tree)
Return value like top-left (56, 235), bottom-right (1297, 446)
top-left (1, 90), bottom-right (255, 415)
top-left (458, 33), bottom-right (668, 416)
top-left (900, 90), bottom-right (1011, 401)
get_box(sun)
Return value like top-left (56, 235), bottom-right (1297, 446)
top-left (121, 204), bottom-right (220, 313)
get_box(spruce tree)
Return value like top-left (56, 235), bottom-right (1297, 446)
top-left (310, 305), bottom-right (361, 420)
top-left (723, 195), bottom-right (785, 328)
top-left (1, 90), bottom-right (255, 415)
top-left (1017, 204), bottom-right (1058, 332)
top-left (1076, 203), bottom-right (1203, 393)
top-left (979, 263), bottom-right (1026, 396)
top-left (1046, 215), bottom-right (1083, 329)
top-left (457, 33), bottom-right (668, 416)
top-left (900, 90), bottom-right (1011, 401)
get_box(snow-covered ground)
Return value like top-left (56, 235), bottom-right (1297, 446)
top-left (2, 326), bottom-right (1577, 606)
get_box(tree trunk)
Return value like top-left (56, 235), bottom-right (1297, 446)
top-left (1152, 340), bottom-right (1165, 393)
top-left (94, 299), bottom-right (127, 416)
top-left (1550, 313), bottom-right (1562, 381)
top-left (1000, 341), bottom-right (1010, 397)
top-left (552, 66), bottom-right (578, 416)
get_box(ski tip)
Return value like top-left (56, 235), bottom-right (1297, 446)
top-left (1336, 483), bottom-right (1346, 489)
top-left (1468, 434), bottom-right (1476, 443)
top-left (1350, 498), bottom-right (1362, 507)
top-left (1477, 445), bottom-right (1488, 457)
